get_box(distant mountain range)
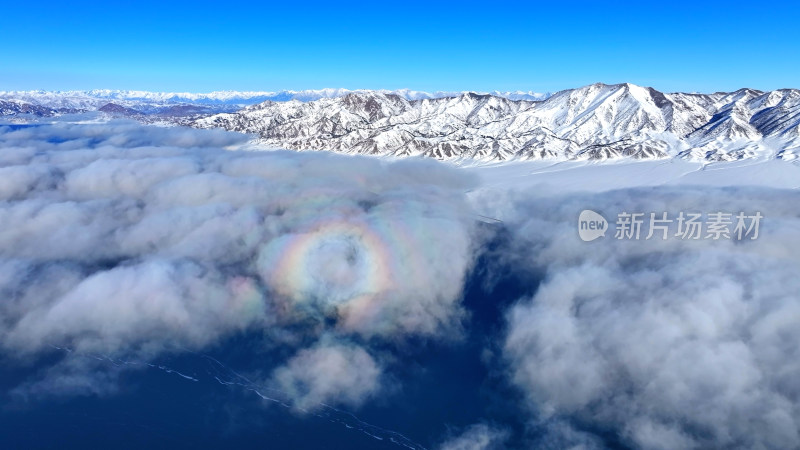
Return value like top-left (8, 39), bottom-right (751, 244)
top-left (2, 84), bottom-right (798, 162)
top-left (0, 88), bottom-right (548, 112)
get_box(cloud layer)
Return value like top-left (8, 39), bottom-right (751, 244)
top-left (472, 186), bottom-right (800, 449)
top-left (0, 121), bottom-right (477, 410)
top-left (3, 121), bottom-right (800, 449)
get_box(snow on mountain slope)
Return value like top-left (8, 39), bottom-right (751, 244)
top-left (0, 99), bottom-right (61, 117)
top-left (0, 88), bottom-right (550, 113)
top-left (3, 84), bottom-right (798, 162)
top-left (750, 89), bottom-right (800, 137)
top-left (191, 83), bottom-right (800, 162)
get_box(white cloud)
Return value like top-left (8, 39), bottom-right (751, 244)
top-left (271, 339), bottom-right (382, 411)
top-left (6, 120), bottom-right (799, 450)
top-left (438, 423), bottom-right (508, 450)
top-left (475, 186), bottom-right (800, 449)
top-left (0, 122), bottom-right (477, 388)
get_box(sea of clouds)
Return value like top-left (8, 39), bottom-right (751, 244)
top-left (1, 121), bottom-right (799, 449)
top-left (471, 185), bottom-right (800, 449)
top-left (0, 121), bottom-right (476, 404)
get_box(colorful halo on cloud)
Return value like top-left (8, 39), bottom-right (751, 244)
top-left (257, 217), bottom-right (398, 313)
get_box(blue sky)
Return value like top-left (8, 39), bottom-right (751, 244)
top-left (2, 0), bottom-right (798, 93)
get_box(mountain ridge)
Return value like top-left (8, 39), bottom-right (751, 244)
top-left (189, 82), bottom-right (800, 162)
top-left (0, 88), bottom-right (551, 110)
top-left (3, 83), bottom-right (798, 162)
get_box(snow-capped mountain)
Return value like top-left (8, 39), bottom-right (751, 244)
top-left (0, 88), bottom-right (549, 113)
top-left (191, 83), bottom-right (800, 161)
top-left (0, 90), bottom-right (291, 114)
top-left (3, 84), bottom-right (798, 162)
top-left (0, 99), bottom-right (75, 117)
